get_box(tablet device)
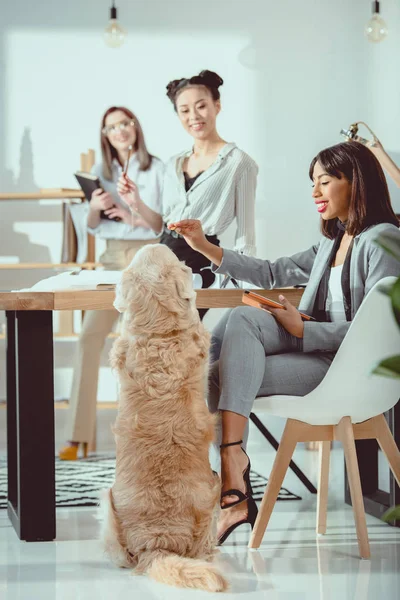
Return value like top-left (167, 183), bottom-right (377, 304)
top-left (242, 290), bottom-right (315, 321)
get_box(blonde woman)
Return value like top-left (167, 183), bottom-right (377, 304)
top-left (59, 106), bottom-right (164, 460)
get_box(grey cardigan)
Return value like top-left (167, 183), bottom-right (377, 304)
top-left (214, 223), bottom-right (400, 353)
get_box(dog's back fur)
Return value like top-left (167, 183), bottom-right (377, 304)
top-left (100, 244), bottom-right (227, 592)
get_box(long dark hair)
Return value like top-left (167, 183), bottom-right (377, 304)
top-left (309, 141), bottom-right (399, 238)
top-left (100, 106), bottom-right (153, 180)
top-left (166, 70), bottom-right (223, 111)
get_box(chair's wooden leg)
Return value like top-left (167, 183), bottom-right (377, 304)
top-left (305, 441), bottom-right (319, 451)
top-left (58, 311), bottom-right (75, 336)
top-left (336, 417), bottom-right (370, 559)
top-left (248, 419), bottom-right (300, 549)
top-left (371, 414), bottom-right (400, 487)
top-left (317, 441), bottom-right (330, 534)
top-left (87, 233), bottom-right (96, 263)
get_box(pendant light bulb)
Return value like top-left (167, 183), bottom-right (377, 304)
top-left (104, 2), bottom-right (126, 48)
top-left (365, 1), bottom-right (388, 43)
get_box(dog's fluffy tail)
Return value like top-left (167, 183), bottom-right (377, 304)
top-left (145, 551), bottom-right (228, 593)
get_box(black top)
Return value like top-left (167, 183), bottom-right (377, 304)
top-left (184, 171), bottom-right (204, 192)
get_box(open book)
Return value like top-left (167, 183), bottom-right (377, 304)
top-left (74, 172), bottom-right (120, 222)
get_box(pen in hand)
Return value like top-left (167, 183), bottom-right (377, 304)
top-left (123, 145), bottom-right (133, 175)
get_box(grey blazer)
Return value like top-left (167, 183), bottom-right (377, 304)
top-left (214, 223), bottom-right (400, 353)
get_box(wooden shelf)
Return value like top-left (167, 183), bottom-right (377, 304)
top-left (0, 191), bottom-right (85, 200)
top-left (0, 262), bottom-right (100, 270)
top-left (0, 400), bottom-right (117, 409)
top-left (53, 400), bottom-right (117, 410)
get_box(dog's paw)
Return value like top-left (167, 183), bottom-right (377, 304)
top-left (204, 550), bottom-right (219, 562)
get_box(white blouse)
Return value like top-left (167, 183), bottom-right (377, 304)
top-left (161, 143), bottom-right (258, 256)
top-left (326, 265), bottom-right (347, 322)
top-left (87, 154), bottom-right (164, 240)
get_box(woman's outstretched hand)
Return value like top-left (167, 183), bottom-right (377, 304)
top-left (268, 295), bottom-right (304, 338)
top-left (168, 219), bottom-right (208, 252)
top-left (168, 219), bottom-right (224, 266)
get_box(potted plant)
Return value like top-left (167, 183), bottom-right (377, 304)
top-left (373, 230), bottom-right (400, 523)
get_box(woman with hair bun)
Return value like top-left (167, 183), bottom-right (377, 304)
top-left (117, 70), bottom-right (258, 318)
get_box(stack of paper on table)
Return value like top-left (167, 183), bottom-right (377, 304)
top-left (14, 270), bottom-right (205, 292)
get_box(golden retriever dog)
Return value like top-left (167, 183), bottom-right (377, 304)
top-left (100, 244), bottom-right (228, 593)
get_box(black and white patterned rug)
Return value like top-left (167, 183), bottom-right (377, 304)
top-left (0, 455), bottom-right (301, 509)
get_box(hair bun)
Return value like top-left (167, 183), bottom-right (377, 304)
top-left (166, 78), bottom-right (185, 101)
top-left (198, 70), bottom-right (224, 88)
top-left (166, 70), bottom-right (224, 107)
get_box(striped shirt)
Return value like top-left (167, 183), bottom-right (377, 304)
top-left (87, 154), bottom-right (164, 240)
top-left (162, 143), bottom-right (258, 255)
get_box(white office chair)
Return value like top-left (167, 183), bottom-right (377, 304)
top-left (249, 276), bottom-right (400, 559)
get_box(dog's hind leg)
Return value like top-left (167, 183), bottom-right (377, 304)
top-left (190, 479), bottom-right (221, 561)
top-left (99, 489), bottom-right (136, 568)
top-left (188, 511), bottom-right (219, 562)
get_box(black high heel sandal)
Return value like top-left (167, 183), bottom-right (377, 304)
top-left (217, 440), bottom-right (258, 546)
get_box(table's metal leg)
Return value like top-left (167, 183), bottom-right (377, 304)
top-left (6, 310), bottom-right (55, 541)
top-left (250, 412), bottom-right (318, 494)
top-left (6, 312), bottom-right (18, 529)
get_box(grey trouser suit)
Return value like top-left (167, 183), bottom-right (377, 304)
top-left (207, 223), bottom-right (400, 447)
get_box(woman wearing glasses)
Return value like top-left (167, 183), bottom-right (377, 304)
top-left (117, 70), bottom-right (258, 319)
top-left (59, 106), bottom-right (164, 460)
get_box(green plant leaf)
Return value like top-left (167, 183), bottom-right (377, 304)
top-left (390, 277), bottom-right (400, 326)
top-left (375, 231), bottom-right (400, 262)
top-left (382, 505), bottom-right (400, 523)
top-left (372, 355), bottom-right (400, 379)
top-left (378, 282), bottom-right (394, 297)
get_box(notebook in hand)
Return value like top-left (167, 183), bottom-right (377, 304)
top-left (74, 172), bottom-right (120, 221)
top-left (242, 290), bottom-right (315, 321)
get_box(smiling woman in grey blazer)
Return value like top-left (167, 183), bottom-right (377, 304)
top-left (169, 141), bottom-right (400, 545)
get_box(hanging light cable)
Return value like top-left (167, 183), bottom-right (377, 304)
top-left (365, 1), bottom-right (388, 43)
top-left (104, 1), bottom-right (126, 48)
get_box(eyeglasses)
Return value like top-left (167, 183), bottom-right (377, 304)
top-left (102, 119), bottom-right (135, 136)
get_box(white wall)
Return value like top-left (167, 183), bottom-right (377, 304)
top-left (0, 0), bottom-right (394, 401)
top-left (365, 0), bottom-right (400, 208)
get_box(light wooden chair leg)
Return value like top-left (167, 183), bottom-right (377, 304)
top-left (87, 233), bottom-right (96, 263)
top-left (58, 311), bottom-right (75, 336)
top-left (336, 417), bottom-right (370, 559)
top-left (371, 414), bottom-right (400, 487)
top-left (248, 419), bottom-right (300, 549)
top-left (305, 441), bottom-right (319, 451)
top-left (317, 441), bottom-right (330, 534)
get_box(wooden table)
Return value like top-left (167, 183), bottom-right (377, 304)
top-left (0, 286), bottom-right (304, 542)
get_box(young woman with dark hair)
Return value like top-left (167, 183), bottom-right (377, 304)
top-left (59, 107), bottom-right (164, 460)
top-left (117, 70), bottom-right (258, 319)
top-left (169, 141), bottom-right (400, 545)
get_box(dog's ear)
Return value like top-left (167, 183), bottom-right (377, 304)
top-left (174, 265), bottom-right (196, 301)
top-left (113, 269), bottom-right (137, 313)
